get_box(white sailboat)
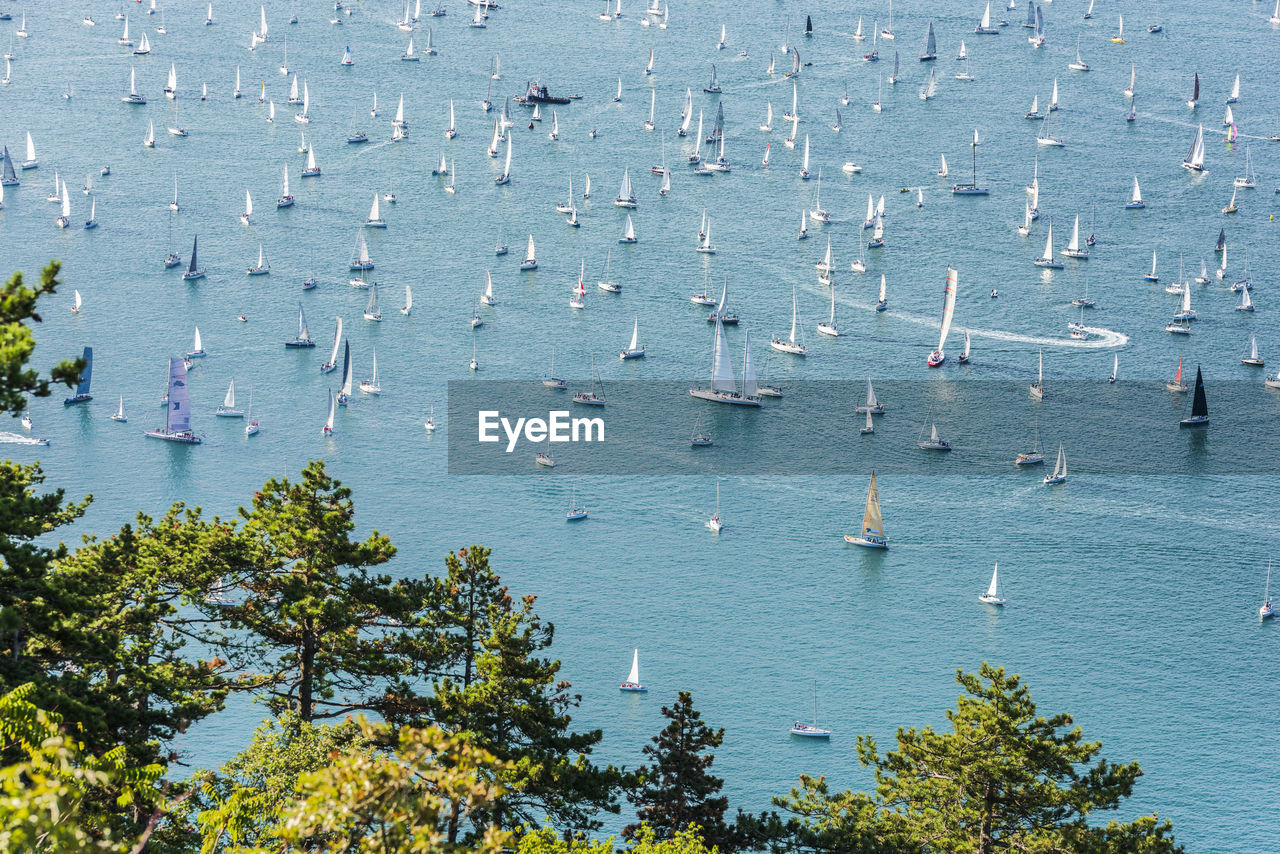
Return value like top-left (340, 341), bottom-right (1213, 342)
top-left (771, 287), bottom-right (808, 355)
top-left (620, 317), bottom-right (645, 359)
top-left (363, 283), bottom-right (382, 321)
top-left (247, 244), bottom-right (270, 275)
top-left (1063, 214), bottom-right (1088, 258)
top-left (817, 284), bottom-right (838, 336)
top-left (1030, 349), bottom-right (1045, 399)
top-left (111, 395), bottom-right (128, 423)
top-left (520, 234), bottom-right (537, 270)
top-left (926, 268), bottom-right (958, 366)
top-left (359, 349), bottom-right (382, 394)
top-left (1043, 443), bottom-right (1067, 484)
top-left (978, 563), bottom-right (1006, 605)
top-left (216, 380), bottom-right (245, 417)
top-left (1182, 124), bottom-right (1207, 172)
top-left (619, 649), bottom-right (647, 691)
top-left (366, 192), bottom-right (386, 227)
top-left (845, 472), bottom-right (887, 548)
top-left (240, 189), bottom-right (253, 225)
top-left (1033, 219), bottom-right (1064, 268)
top-left (1126, 175), bottom-right (1145, 209)
top-left (706, 481), bottom-right (724, 533)
top-left (689, 316), bottom-right (761, 406)
top-left (494, 135), bottom-right (512, 185)
top-left (789, 682), bottom-right (832, 738)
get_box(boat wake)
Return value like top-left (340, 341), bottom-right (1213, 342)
top-left (835, 294), bottom-right (1128, 349)
top-left (0, 431), bottom-right (49, 446)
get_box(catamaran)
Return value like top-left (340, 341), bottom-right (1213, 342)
top-left (927, 268), bottom-right (958, 366)
top-left (145, 358), bottom-right (201, 443)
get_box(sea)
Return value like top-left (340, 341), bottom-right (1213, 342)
top-left (1, 0), bottom-right (1278, 848)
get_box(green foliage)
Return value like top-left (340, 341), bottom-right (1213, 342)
top-left (216, 461), bottom-right (426, 722)
top-left (0, 682), bottom-right (164, 853)
top-left (762, 664), bottom-right (1182, 854)
top-left (196, 711), bottom-right (372, 852)
top-left (428, 546), bottom-right (621, 839)
top-left (0, 261), bottom-right (84, 416)
top-left (269, 717), bottom-right (512, 854)
top-left (516, 823), bottom-right (720, 854)
top-left (626, 692), bottom-right (729, 847)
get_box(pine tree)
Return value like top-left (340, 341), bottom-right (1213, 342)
top-left (215, 461), bottom-right (426, 722)
top-left (428, 547), bottom-right (621, 840)
top-left (626, 691), bottom-right (729, 846)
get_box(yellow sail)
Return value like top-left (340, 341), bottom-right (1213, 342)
top-left (862, 473), bottom-right (884, 536)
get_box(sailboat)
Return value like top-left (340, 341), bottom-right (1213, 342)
top-left (247, 244), bottom-right (270, 275)
top-left (494, 135), bottom-right (512, 185)
top-left (926, 268), bottom-right (958, 367)
top-left (182, 235), bottom-right (205, 280)
top-left (882, 0), bottom-right (895, 39)
top-left (321, 317), bottom-right (343, 373)
top-left (295, 80), bottom-right (311, 123)
top-left (365, 193), bottom-right (386, 228)
top-left (789, 682), bottom-right (831, 738)
top-left (277, 164), bottom-right (294, 208)
top-left (1179, 366), bottom-right (1209, 427)
top-left (363, 284), bottom-right (382, 321)
top-left (123, 66), bottom-right (146, 104)
top-left (215, 380), bottom-right (245, 417)
top-left (186, 326), bottom-right (207, 359)
top-left (874, 273), bottom-right (887, 310)
top-left (520, 234), bottom-right (537, 270)
top-left (1063, 214), bottom-right (1088, 258)
top-left (1037, 109), bottom-right (1064, 147)
top-left (63, 347), bottom-right (93, 405)
top-left (349, 231), bottom-right (374, 271)
top-left (706, 481), bottom-right (724, 533)
top-left (817, 284), bottom-right (839, 337)
top-left (83, 198), bottom-right (97, 230)
top-left (359, 349), bottom-right (382, 394)
top-left (690, 317), bottom-right (761, 406)
top-left (240, 189), bottom-right (253, 225)
top-left (1166, 358), bottom-right (1189, 393)
top-left (1033, 219), bottom-right (1064, 268)
top-left (145, 358), bottom-right (201, 443)
top-left (1233, 145), bottom-right (1256, 188)
top-left (845, 472), bottom-right (888, 548)
top-left (975, 1), bottom-right (998, 33)
top-left (1187, 71), bottom-right (1199, 109)
top-left (284, 303), bottom-right (315, 347)
top-left (111, 396), bottom-right (128, 423)
top-left (619, 649), bottom-right (647, 691)
top-left (917, 419), bottom-right (951, 451)
top-left (1260, 561), bottom-right (1275, 620)
top-left (301, 143), bottom-right (320, 177)
top-left (54, 182), bottom-right (71, 229)
top-left (1182, 124), bottom-right (1207, 173)
top-left (614, 167), bottom-right (637, 208)
top-left (919, 67), bottom-right (937, 100)
top-left (951, 129), bottom-right (988, 194)
top-left (771, 288), bottom-right (808, 356)
top-left (620, 317), bottom-right (645, 359)
top-left (978, 564), bottom-right (1007, 605)
top-left (1068, 35), bottom-right (1090, 71)
top-left (1029, 350), bottom-right (1045, 400)
top-left (1242, 335), bottom-right (1264, 367)
top-left (920, 20), bottom-right (937, 60)
top-left (322, 388), bottom-right (336, 437)
top-left (134, 32), bottom-right (151, 55)
top-left (572, 357), bottom-right (605, 406)
top-left (1125, 175), bottom-right (1145, 209)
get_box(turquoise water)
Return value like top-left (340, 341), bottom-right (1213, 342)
top-left (2, 0), bottom-right (1279, 847)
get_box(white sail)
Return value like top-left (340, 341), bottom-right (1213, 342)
top-left (328, 317), bottom-right (343, 367)
top-left (1131, 175), bottom-right (1143, 204)
top-left (626, 649), bottom-right (641, 685)
top-left (324, 388), bottom-right (335, 433)
top-left (710, 317), bottom-right (736, 393)
top-left (1067, 215), bottom-right (1080, 252)
top-left (1042, 221), bottom-right (1055, 262)
top-left (937, 268), bottom-right (957, 352)
top-left (223, 380), bottom-right (236, 409)
top-left (281, 164), bottom-right (290, 198)
top-left (192, 326), bottom-right (203, 353)
top-left (369, 193), bottom-right (381, 222)
top-left (985, 564), bottom-right (1000, 598)
top-left (244, 189), bottom-right (253, 217)
top-left (524, 233), bottom-right (536, 264)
